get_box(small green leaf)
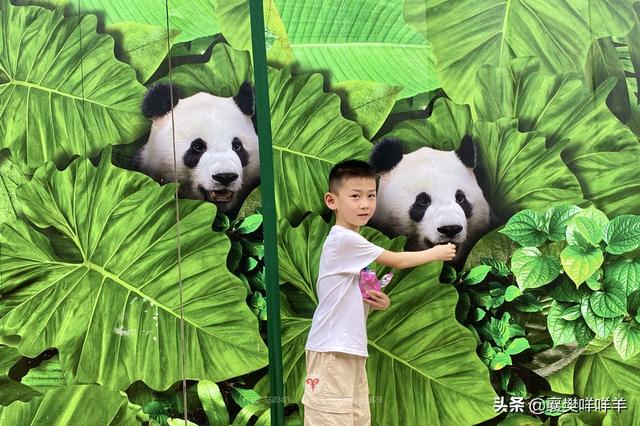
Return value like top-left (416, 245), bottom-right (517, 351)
top-left (489, 281), bottom-right (506, 297)
top-left (590, 278), bottom-right (628, 318)
top-left (545, 204), bottom-right (582, 241)
top-left (575, 206), bottom-right (609, 228)
top-left (585, 269), bottom-right (603, 291)
top-left (545, 276), bottom-right (590, 303)
top-left (197, 380), bottom-right (230, 426)
top-left (236, 214), bottom-right (263, 234)
top-left (628, 290), bottom-right (640, 317)
top-left (213, 212), bottom-right (231, 232)
top-left (481, 258), bottom-right (511, 277)
top-left (242, 257), bottom-right (259, 272)
top-left (462, 265), bottom-right (493, 285)
top-left (581, 298), bottom-right (624, 338)
top-left (604, 259), bottom-right (640, 295)
top-left (603, 214), bottom-right (640, 254)
top-left (574, 319), bottom-right (595, 347)
top-left (511, 247), bottom-right (562, 289)
top-left (560, 245), bottom-right (604, 286)
top-left (566, 216), bottom-right (602, 247)
top-left (506, 374), bottom-right (527, 398)
top-left (612, 321), bottom-right (640, 360)
top-left (231, 388), bottom-right (262, 409)
top-left (471, 307), bottom-right (486, 322)
top-left (440, 264), bottom-right (458, 284)
top-left (489, 352), bottom-right (512, 370)
top-left (505, 338), bottom-right (530, 355)
top-left (479, 342), bottom-right (497, 360)
top-left (548, 301), bottom-right (581, 346)
top-left (508, 324), bottom-right (525, 338)
top-left (500, 209), bottom-right (548, 247)
top-left (504, 286), bottom-right (521, 302)
top-left (455, 292), bottom-right (471, 322)
top-left (560, 305), bottom-right (582, 321)
top-left (512, 293), bottom-right (543, 312)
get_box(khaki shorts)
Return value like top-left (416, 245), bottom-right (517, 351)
top-left (302, 350), bottom-right (370, 426)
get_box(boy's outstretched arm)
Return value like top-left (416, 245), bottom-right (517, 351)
top-left (376, 243), bottom-right (456, 269)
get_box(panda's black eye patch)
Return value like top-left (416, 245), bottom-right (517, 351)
top-left (232, 137), bottom-right (249, 167)
top-left (183, 138), bottom-right (207, 169)
top-left (191, 138), bottom-right (207, 153)
top-left (456, 189), bottom-right (473, 218)
top-left (409, 192), bottom-right (431, 222)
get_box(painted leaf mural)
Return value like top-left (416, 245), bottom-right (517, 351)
top-left (0, 150), bottom-right (267, 390)
top-left (0, 1), bottom-right (148, 173)
top-left (0, 384), bottom-right (142, 425)
top-left (275, 0), bottom-right (438, 98)
top-left (404, 0), bottom-right (636, 104)
top-left (278, 215), bottom-right (498, 425)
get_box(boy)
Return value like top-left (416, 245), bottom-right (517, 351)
top-left (302, 160), bottom-right (456, 425)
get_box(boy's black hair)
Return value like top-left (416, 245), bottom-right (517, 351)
top-left (328, 159), bottom-right (376, 192)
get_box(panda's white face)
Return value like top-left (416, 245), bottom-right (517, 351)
top-left (372, 147), bottom-right (490, 256)
top-left (138, 92), bottom-right (259, 213)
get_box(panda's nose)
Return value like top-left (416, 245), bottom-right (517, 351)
top-left (438, 225), bottom-right (463, 238)
top-left (212, 173), bottom-right (238, 186)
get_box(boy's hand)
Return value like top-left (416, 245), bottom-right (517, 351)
top-left (364, 290), bottom-right (390, 310)
top-left (431, 243), bottom-right (456, 262)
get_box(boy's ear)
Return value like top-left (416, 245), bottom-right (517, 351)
top-left (324, 192), bottom-right (337, 211)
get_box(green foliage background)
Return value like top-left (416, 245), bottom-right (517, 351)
top-left (1, 0), bottom-right (640, 425)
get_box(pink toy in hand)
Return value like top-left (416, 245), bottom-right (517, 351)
top-left (359, 267), bottom-right (393, 299)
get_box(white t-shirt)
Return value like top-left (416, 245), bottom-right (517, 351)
top-left (305, 225), bottom-right (384, 357)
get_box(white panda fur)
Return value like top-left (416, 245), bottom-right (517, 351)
top-left (369, 136), bottom-right (491, 264)
top-left (135, 82), bottom-right (259, 217)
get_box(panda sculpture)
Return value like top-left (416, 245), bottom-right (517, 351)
top-left (135, 82), bottom-right (259, 217)
top-left (369, 136), bottom-right (491, 265)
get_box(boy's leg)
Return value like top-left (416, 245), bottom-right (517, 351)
top-left (352, 355), bottom-right (371, 426)
top-left (302, 350), bottom-right (357, 425)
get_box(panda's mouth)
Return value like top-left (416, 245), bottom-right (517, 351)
top-left (199, 186), bottom-right (233, 203)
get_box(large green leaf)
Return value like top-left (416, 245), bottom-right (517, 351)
top-left (473, 57), bottom-right (640, 217)
top-left (604, 259), bottom-right (640, 296)
top-left (0, 345), bottom-right (40, 406)
top-left (331, 80), bottom-right (403, 139)
top-left (0, 2), bottom-right (148, 173)
top-left (16, 0), bottom-right (218, 44)
top-left (278, 215), bottom-right (498, 425)
top-left (214, 0), bottom-right (293, 66)
top-left (269, 67), bottom-right (372, 223)
top-left (586, 5), bottom-right (640, 138)
top-left (572, 345), bottom-right (640, 399)
top-left (613, 321), bottom-right (640, 361)
top-left (269, 0), bottom-right (437, 98)
top-left (0, 150), bottom-right (266, 390)
top-left (384, 98), bottom-right (473, 152)
top-left (0, 384), bottom-right (142, 425)
top-left (560, 245), bottom-right (604, 286)
top-left (404, 0), bottom-right (635, 104)
top-left (0, 153), bottom-right (26, 226)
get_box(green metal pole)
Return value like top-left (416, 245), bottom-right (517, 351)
top-left (247, 1), bottom-right (285, 425)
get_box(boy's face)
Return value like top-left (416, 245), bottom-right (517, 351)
top-left (325, 176), bottom-right (377, 231)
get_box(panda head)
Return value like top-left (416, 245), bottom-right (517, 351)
top-left (369, 136), bottom-right (491, 258)
top-left (136, 82), bottom-right (259, 214)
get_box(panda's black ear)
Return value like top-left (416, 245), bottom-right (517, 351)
top-left (370, 138), bottom-right (404, 173)
top-left (456, 135), bottom-right (476, 169)
top-left (142, 83), bottom-right (180, 119)
top-left (234, 81), bottom-right (254, 116)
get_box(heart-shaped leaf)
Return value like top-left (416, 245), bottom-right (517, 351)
top-left (545, 204), bottom-right (582, 242)
top-left (548, 301), bottom-right (592, 346)
top-left (603, 214), bottom-right (640, 254)
top-left (580, 298), bottom-right (624, 339)
top-left (566, 216), bottom-right (603, 247)
top-left (613, 321), bottom-right (640, 361)
top-left (590, 279), bottom-right (628, 318)
top-left (0, 150), bottom-right (266, 390)
top-left (511, 247), bottom-right (562, 289)
top-left (560, 245), bottom-right (604, 286)
top-left (605, 259), bottom-right (640, 296)
top-left (500, 209), bottom-right (548, 247)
